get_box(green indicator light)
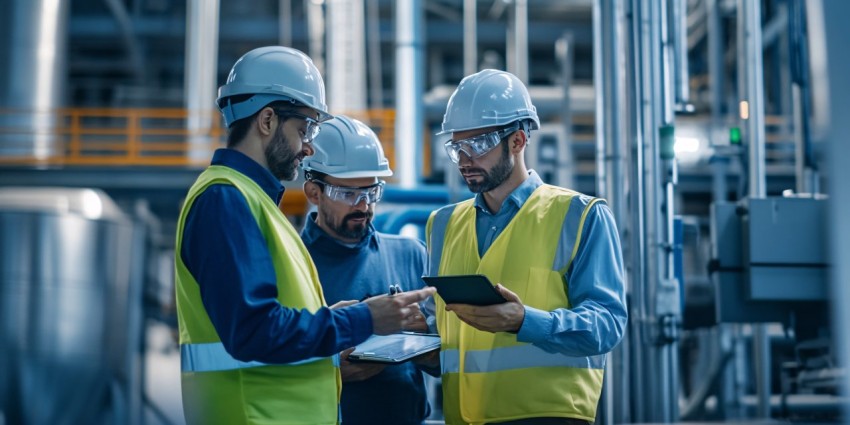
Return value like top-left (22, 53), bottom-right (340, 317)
top-left (729, 127), bottom-right (741, 145)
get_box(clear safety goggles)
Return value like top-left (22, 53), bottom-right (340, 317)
top-left (312, 179), bottom-right (386, 206)
top-left (275, 110), bottom-right (322, 143)
top-left (443, 123), bottom-right (520, 164)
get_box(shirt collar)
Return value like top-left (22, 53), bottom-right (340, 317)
top-left (473, 170), bottom-right (544, 214)
top-left (211, 148), bottom-right (284, 203)
top-left (301, 211), bottom-right (377, 251)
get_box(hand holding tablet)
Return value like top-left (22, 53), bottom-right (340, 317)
top-left (421, 274), bottom-right (508, 306)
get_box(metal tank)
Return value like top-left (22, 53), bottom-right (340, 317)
top-left (0, 187), bottom-right (143, 425)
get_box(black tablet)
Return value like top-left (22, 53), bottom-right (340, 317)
top-left (421, 274), bottom-right (507, 306)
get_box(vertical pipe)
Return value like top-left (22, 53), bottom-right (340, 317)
top-left (593, 3), bottom-right (629, 421)
top-left (306, 0), bottom-right (325, 76)
top-left (556, 34), bottom-right (576, 191)
top-left (594, 0), bottom-right (628, 226)
top-left (185, 0), bottom-right (219, 162)
top-left (279, 0), bottom-right (292, 47)
top-left (0, 0), bottom-right (70, 159)
top-left (821, 0), bottom-right (850, 418)
top-left (327, 0), bottom-right (367, 112)
top-left (739, 0), bottom-right (767, 199)
top-left (708, 0), bottom-right (724, 129)
top-left (707, 0), bottom-right (729, 207)
top-left (394, 0), bottom-right (424, 188)
top-left (739, 0), bottom-right (770, 419)
top-left (366, 0), bottom-right (383, 109)
top-left (463, 0), bottom-right (477, 76)
top-left (626, 0), bottom-right (647, 420)
top-left (506, 0), bottom-right (528, 84)
top-left (671, 0), bottom-right (691, 107)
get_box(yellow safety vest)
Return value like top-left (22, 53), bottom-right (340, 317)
top-left (175, 165), bottom-right (341, 425)
top-left (426, 184), bottom-right (605, 425)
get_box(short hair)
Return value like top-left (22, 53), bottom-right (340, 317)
top-left (225, 98), bottom-right (302, 148)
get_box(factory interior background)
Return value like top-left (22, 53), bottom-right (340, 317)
top-left (1, 0), bottom-right (850, 424)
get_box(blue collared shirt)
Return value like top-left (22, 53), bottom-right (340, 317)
top-left (435, 170), bottom-right (627, 357)
top-left (180, 148), bottom-right (373, 364)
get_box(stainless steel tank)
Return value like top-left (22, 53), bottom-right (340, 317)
top-left (0, 187), bottom-right (141, 424)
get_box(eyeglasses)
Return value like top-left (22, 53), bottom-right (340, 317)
top-left (443, 123), bottom-right (520, 164)
top-left (275, 110), bottom-right (322, 143)
top-left (311, 179), bottom-right (385, 206)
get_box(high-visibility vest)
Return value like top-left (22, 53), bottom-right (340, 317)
top-left (175, 165), bottom-right (341, 425)
top-left (426, 184), bottom-right (605, 425)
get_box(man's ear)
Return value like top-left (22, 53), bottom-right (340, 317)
top-left (510, 130), bottom-right (528, 153)
top-left (256, 107), bottom-right (276, 137)
top-left (304, 180), bottom-right (321, 205)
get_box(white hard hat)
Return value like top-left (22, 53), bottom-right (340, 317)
top-left (438, 69), bottom-right (540, 135)
top-left (216, 46), bottom-right (332, 127)
top-left (302, 116), bottom-right (393, 178)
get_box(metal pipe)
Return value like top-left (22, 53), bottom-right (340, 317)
top-left (626, 0), bottom-right (648, 420)
top-left (305, 0), bottom-right (325, 75)
top-left (556, 34), bottom-right (576, 191)
top-left (594, 0), bottom-right (627, 224)
top-left (279, 0), bottom-right (292, 46)
top-left (366, 0), bottom-right (383, 109)
top-left (327, 0), bottom-right (367, 112)
top-left (739, 0), bottom-right (767, 199)
top-left (0, 0), bottom-right (70, 160)
top-left (394, 0), bottom-right (424, 188)
top-left (463, 0), bottom-right (477, 76)
top-left (821, 0), bottom-right (850, 418)
top-left (184, 0), bottom-right (219, 162)
top-left (739, 1), bottom-right (770, 417)
top-left (593, 1), bottom-right (630, 421)
top-left (670, 0), bottom-right (690, 107)
top-left (506, 0), bottom-right (528, 84)
top-left (708, 0), bottom-right (724, 126)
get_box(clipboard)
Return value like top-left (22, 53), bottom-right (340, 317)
top-left (348, 332), bottom-right (441, 364)
top-left (421, 274), bottom-right (508, 306)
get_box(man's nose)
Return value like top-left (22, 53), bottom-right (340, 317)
top-left (352, 197), bottom-right (369, 211)
top-left (302, 143), bottom-right (315, 157)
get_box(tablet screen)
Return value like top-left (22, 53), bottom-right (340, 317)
top-left (422, 274), bottom-right (507, 306)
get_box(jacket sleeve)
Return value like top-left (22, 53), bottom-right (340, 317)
top-left (181, 184), bottom-right (373, 363)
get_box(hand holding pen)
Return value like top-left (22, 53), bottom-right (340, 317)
top-left (363, 284), bottom-right (435, 335)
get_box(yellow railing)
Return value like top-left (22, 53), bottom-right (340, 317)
top-left (0, 108), bottom-right (424, 172)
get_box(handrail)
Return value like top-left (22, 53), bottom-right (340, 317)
top-left (0, 107), bottom-right (410, 169)
top-left (0, 107), bottom-right (795, 170)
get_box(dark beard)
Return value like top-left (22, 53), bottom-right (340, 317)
top-left (322, 208), bottom-right (374, 241)
top-left (463, 142), bottom-right (513, 193)
top-left (265, 125), bottom-right (300, 181)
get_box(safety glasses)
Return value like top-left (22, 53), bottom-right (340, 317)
top-left (443, 123), bottom-right (520, 164)
top-left (275, 110), bottom-right (322, 143)
top-left (311, 179), bottom-right (386, 206)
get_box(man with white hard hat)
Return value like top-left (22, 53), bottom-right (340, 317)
top-left (174, 47), bottom-right (434, 425)
top-left (301, 115), bottom-right (434, 425)
top-left (425, 69), bottom-right (628, 424)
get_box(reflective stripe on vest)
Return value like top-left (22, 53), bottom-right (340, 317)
top-left (181, 342), bottom-right (340, 372)
top-left (440, 346), bottom-right (604, 374)
top-left (430, 185), bottom-right (606, 423)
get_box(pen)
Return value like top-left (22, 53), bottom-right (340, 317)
top-left (388, 284), bottom-right (401, 296)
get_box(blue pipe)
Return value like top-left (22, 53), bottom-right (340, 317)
top-left (375, 208), bottom-right (437, 240)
